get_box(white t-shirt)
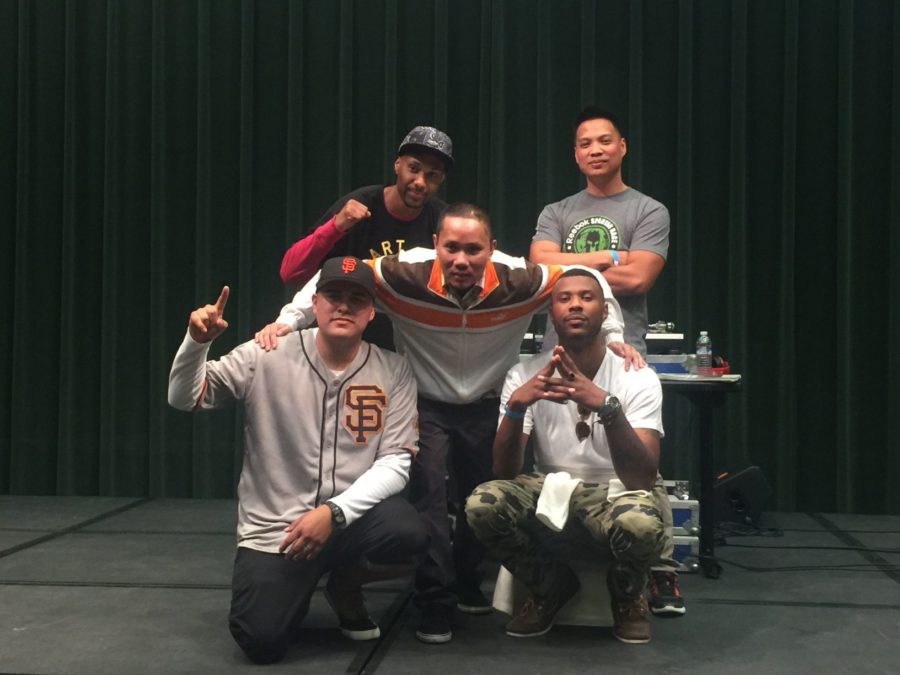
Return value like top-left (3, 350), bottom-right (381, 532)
top-left (500, 349), bottom-right (664, 484)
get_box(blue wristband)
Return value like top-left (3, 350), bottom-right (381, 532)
top-left (503, 405), bottom-right (526, 420)
top-left (610, 249), bottom-right (619, 266)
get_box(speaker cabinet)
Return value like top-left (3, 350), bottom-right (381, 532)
top-left (714, 466), bottom-right (771, 526)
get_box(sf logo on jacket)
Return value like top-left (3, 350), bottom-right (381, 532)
top-left (343, 385), bottom-right (387, 443)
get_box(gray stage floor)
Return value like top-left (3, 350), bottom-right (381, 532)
top-left (1, 497), bottom-right (898, 674)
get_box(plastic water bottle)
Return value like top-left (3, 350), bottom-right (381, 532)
top-left (696, 331), bottom-right (713, 376)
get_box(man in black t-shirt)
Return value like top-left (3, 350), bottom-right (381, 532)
top-left (277, 126), bottom-right (453, 349)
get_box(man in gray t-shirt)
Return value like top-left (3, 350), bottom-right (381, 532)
top-left (530, 106), bottom-right (669, 355)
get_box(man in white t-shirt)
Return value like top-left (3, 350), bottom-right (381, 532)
top-left (466, 269), bottom-right (668, 644)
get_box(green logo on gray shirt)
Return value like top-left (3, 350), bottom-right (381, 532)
top-left (563, 216), bottom-right (620, 252)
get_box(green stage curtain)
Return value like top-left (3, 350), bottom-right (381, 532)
top-left (1, 0), bottom-right (898, 513)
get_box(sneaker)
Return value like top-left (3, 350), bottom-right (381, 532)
top-left (505, 568), bottom-right (580, 638)
top-left (607, 569), bottom-right (651, 644)
top-left (415, 603), bottom-right (452, 644)
top-left (454, 583), bottom-right (493, 615)
top-left (324, 575), bottom-right (381, 641)
top-left (648, 570), bottom-right (686, 616)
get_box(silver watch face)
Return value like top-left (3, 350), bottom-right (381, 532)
top-left (599, 395), bottom-right (621, 418)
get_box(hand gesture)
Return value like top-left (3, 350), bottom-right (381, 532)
top-left (607, 341), bottom-right (646, 371)
top-left (279, 505), bottom-right (333, 561)
top-left (254, 322), bottom-right (292, 351)
top-left (334, 198), bottom-right (372, 232)
top-left (188, 286), bottom-right (229, 343)
top-left (507, 360), bottom-right (563, 412)
top-left (544, 346), bottom-right (606, 409)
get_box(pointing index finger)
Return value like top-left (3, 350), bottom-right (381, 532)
top-left (215, 286), bottom-right (230, 313)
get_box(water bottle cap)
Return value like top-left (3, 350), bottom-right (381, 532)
top-left (700, 330), bottom-right (708, 336)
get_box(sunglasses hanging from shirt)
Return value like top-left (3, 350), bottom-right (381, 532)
top-left (576, 405), bottom-right (592, 441)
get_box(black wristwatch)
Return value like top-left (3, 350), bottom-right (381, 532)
top-left (325, 500), bottom-right (346, 530)
top-left (596, 395), bottom-right (622, 426)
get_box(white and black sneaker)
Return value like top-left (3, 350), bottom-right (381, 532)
top-left (415, 603), bottom-right (452, 644)
top-left (454, 583), bottom-right (493, 615)
top-left (324, 575), bottom-right (381, 640)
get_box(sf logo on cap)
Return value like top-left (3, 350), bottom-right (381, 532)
top-left (341, 257), bottom-right (357, 274)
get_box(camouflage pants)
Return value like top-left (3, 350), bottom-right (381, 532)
top-left (465, 473), bottom-right (668, 599)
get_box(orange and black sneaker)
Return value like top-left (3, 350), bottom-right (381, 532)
top-left (648, 570), bottom-right (686, 616)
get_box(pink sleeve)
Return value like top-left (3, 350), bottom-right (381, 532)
top-left (280, 216), bottom-right (346, 285)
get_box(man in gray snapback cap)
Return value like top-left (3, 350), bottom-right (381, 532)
top-left (275, 125), bottom-right (453, 351)
top-left (396, 125), bottom-right (454, 170)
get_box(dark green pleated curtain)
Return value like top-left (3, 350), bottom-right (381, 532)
top-left (1, 0), bottom-right (898, 513)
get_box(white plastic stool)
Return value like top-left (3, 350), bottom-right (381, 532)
top-left (492, 560), bottom-right (613, 627)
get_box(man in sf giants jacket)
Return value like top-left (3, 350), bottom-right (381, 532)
top-left (168, 257), bottom-right (426, 664)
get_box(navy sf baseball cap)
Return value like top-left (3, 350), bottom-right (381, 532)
top-left (317, 256), bottom-right (376, 299)
top-left (397, 126), bottom-right (454, 170)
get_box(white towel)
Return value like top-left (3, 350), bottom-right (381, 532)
top-left (535, 472), bottom-right (582, 532)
